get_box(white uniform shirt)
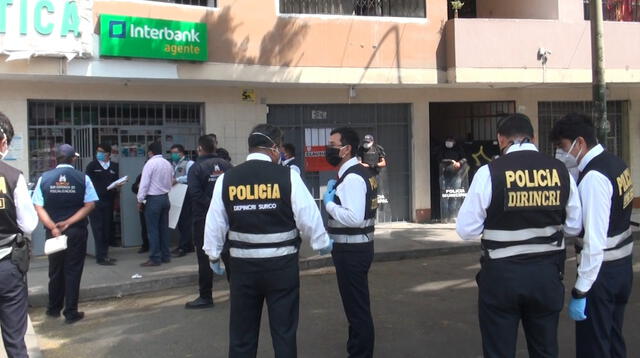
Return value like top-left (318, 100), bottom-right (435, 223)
top-left (456, 143), bottom-right (583, 245)
top-left (203, 153), bottom-right (330, 260)
top-left (0, 174), bottom-right (39, 260)
top-left (325, 157), bottom-right (368, 227)
top-left (574, 144), bottom-right (618, 293)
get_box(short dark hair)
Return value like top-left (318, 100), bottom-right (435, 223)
top-left (0, 111), bottom-right (15, 145)
top-left (216, 147), bottom-right (231, 162)
top-left (148, 141), bottom-right (162, 155)
top-left (550, 112), bottom-right (598, 147)
top-left (170, 144), bottom-right (185, 153)
top-left (96, 143), bottom-right (110, 153)
top-left (282, 143), bottom-right (296, 157)
top-left (330, 127), bottom-right (359, 157)
top-left (497, 113), bottom-right (534, 139)
top-left (198, 135), bottom-right (216, 154)
top-left (248, 124), bottom-right (283, 150)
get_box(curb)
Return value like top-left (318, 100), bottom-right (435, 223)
top-left (28, 242), bottom-right (479, 307)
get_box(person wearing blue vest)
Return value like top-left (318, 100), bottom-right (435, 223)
top-left (323, 126), bottom-right (378, 358)
top-left (33, 144), bottom-right (99, 324)
top-left (551, 113), bottom-right (634, 358)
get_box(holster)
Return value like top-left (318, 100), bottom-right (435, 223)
top-left (10, 233), bottom-right (31, 274)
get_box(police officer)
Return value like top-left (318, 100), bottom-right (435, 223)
top-left (204, 124), bottom-right (331, 358)
top-left (33, 144), bottom-right (99, 324)
top-left (170, 144), bottom-right (195, 257)
top-left (551, 113), bottom-right (634, 358)
top-left (280, 143), bottom-right (301, 174)
top-left (184, 135), bottom-right (232, 309)
top-left (0, 112), bottom-right (38, 358)
top-left (323, 126), bottom-right (378, 358)
top-left (357, 134), bottom-right (386, 176)
top-left (456, 113), bottom-right (582, 357)
top-left (86, 143), bottom-right (120, 265)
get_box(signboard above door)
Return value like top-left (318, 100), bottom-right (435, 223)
top-left (99, 14), bottom-right (208, 62)
top-left (0, 0), bottom-right (94, 61)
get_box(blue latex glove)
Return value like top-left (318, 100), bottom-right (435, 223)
top-left (209, 260), bottom-right (226, 276)
top-left (326, 179), bottom-right (337, 192)
top-left (317, 239), bottom-right (334, 255)
top-left (568, 297), bottom-right (587, 321)
top-left (323, 188), bottom-right (336, 206)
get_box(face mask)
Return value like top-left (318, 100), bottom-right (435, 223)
top-left (280, 152), bottom-right (287, 164)
top-left (325, 146), bottom-right (344, 167)
top-left (363, 142), bottom-right (373, 149)
top-left (445, 141), bottom-right (454, 149)
top-left (171, 153), bottom-right (181, 163)
top-left (556, 140), bottom-right (582, 170)
top-left (96, 152), bottom-right (107, 162)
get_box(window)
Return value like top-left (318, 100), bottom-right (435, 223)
top-left (584, 0), bottom-right (640, 22)
top-left (538, 101), bottom-right (628, 160)
top-left (150, 0), bottom-right (216, 7)
top-left (280, 0), bottom-right (426, 18)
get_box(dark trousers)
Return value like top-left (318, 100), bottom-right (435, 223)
top-left (89, 200), bottom-right (114, 261)
top-left (145, 194), bottom-right (170, 263)
top-left (140, 208), bottom-right (148, 250)
top-left (0, 259), bottom-right (28, 358)
top-left (48, 225), bottom-right (88, 318)
top-left (176, 196), bottom-right (193, 252)
top-left (477, 252), bottom-right (565, 358)
top-left (576, 255), bottom-right (633, 358)
top-left (332, 241), bottom-right (375, 358)
top-left (193, 219), bottom-right (230, 299)
top-left (229, 256), bottom-right (300, 358)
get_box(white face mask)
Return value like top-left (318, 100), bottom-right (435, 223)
top-left (556, 139), bottom-right (583, 170)
top-left (363, 142), bottom-right (373, 149)
top-left (445, 141), bottom-right (455, 149)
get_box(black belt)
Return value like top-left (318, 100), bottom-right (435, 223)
top-left (229, 237), bottom-right (301, 250)
top-left (327, 226), bottom-right (375, 236)
top-left (481, 231), bottom-right (563, 251)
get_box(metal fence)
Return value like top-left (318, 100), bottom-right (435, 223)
top-left (279, 0), bottom-right (426, 18)
top-left (584, 0), bottom-right (640, 21)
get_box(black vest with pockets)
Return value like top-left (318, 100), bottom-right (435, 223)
top-left (578, 151), bottom-right (633, 253)
top-left (328, 163), bottom-right (378, 236)
top-left (484, 150), bottom-right (570, 256)
top-left (41, 166), bottom-right (87, 226)
top-left (0, 161), bottom-right (21, 249)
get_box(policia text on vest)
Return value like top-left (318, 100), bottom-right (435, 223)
top-left (504, 169), bottom-right (563, 209)
top-left (228, 183), bottom-right (281, 211)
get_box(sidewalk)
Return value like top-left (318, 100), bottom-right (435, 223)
top-left (27, 222), bottom-right (475, 307)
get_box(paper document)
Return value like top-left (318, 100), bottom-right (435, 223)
top-left (168, 183), bottom-right (188, 229)
top-left (44, 235), bottom-right (68, 255)
top-left (107, 176), bottom-right (129, 190)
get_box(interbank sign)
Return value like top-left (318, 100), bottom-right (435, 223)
top-left (100, 14), bottom-right (208, 62)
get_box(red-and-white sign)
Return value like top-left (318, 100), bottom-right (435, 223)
top-left (304, 128), bottom-right (334, 172)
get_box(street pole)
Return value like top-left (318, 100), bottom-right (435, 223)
top-left (590, 0), bottom-right (609, 145)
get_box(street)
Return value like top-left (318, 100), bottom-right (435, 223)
top-left (31, 248), bottom-right (640, 358)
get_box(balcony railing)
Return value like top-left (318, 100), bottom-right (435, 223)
top-left (584, 0), bottom-right (640, 21)
top-left (150, 0), bottom-right (216, 7)
top-left (279, 0), bottom-right (426, 18)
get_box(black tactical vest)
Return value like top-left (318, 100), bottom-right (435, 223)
top-left (0, 161), bottom-right (21, 249)
top-left (327, 163), bottom-right (378, 236)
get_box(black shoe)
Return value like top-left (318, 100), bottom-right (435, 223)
top-left (45, 309), bottom-right (61, 318)
top-left (65, 311), bottom-right (85, 324)
top-left (162, 258), bottom-right (171, 263)
top-left (171, 247), bottom-right (181, 254)
top-left (185, 297), bottom-right (214, 309)
top-left (140, 260), bottom-right (161, 267)
top-left (105, 257), bottom-right (118, 262)
top-left (172, 249), bottom-right (187, 258)
top-left (138, 247), bottom-right (149, 254)
top-left (97, 259), bottom-right (116, 266)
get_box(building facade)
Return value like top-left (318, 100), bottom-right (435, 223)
top-left (1, 0), bottom-right (639, 250)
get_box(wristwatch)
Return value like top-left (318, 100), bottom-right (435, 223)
top-left (571, 287), bottom-right (588, 299)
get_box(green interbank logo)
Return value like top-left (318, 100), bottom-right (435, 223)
top-left (100, 14), bottom-right (207, 61)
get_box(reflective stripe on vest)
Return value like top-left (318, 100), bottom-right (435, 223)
top-left (228, 229), bottom-right (299, 258)
top-left (486, 241), bottom-right (566, 260)
top-left (327, 218), bottom-right (375, 236)
top-left (330, 233), bottom-right (374, 244)
top-left (576, 227), bottom-right (634, 263)
top-left (483, 225), bottom-right (561, 242)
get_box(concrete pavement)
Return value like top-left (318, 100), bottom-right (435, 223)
top-left (29, 247), bottom-right (640, 358)
top-left (27, 222), bottom-right (477, 307)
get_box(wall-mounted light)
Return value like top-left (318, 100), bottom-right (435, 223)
top-left (349, 85), bottom-right (357, 98)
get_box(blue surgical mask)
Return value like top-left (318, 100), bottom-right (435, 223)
top-left (96, 152), bottom-right (107, 162)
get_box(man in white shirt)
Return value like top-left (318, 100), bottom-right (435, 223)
top-left (551, 113), bottom-right (634, 358)
top-left (456, 113), bottom-right (582, 357)
top-left (203, 124), bottom-right (331, 357)
top-left (0, 111), bottom-right (38, 357)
